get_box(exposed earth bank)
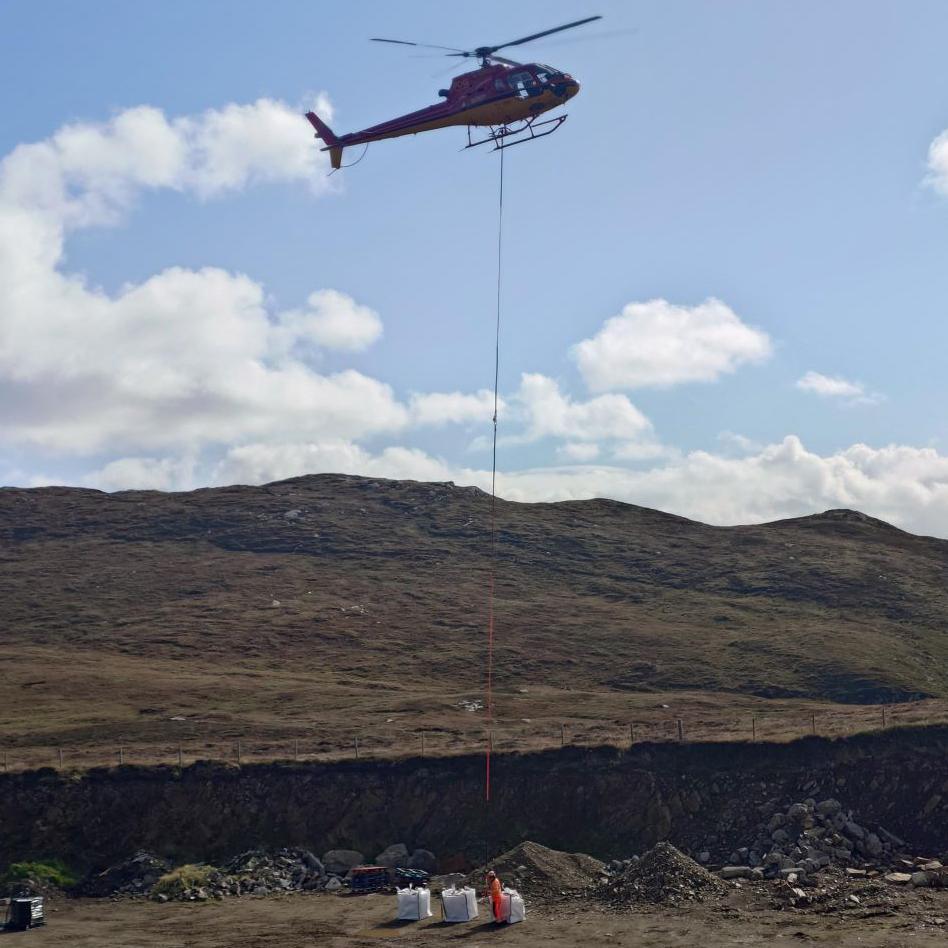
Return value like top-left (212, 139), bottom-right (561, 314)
top-left (3, 727), bottom-right (947, 874)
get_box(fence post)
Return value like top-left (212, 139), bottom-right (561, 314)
top-left (354, 736), bottom-right (360, 760)
top-left (751, 717), bottom-right (757, 742)
top-left (420, 732), bottom-right (425, 756)
top-left (236, 741), bottom-right (242, 764)
top-left (677, 719), bottom-right (684, 742)
top-left (811, 712), bottom-right (816, 735)
top-left (560, 724), bottom-right (565, 747)
top-left (294, 739), bottom-right (300, 761)
top-left (58, 747), bottom-right (63, 768)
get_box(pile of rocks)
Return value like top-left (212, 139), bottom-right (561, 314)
top-left (79, 851), bottom-right (171, 898)
top-left (85, 843), bottom-right (439, 902)
top-left (710, 798), bottom-right (914, 884)
top-left (601, 842), bottom-right (727, 906)
top-left (881, 855), bottom-right (948, 889)
top-left (220, 848), bottom-right (328, 896)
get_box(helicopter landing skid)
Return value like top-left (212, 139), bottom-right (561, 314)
top-left (464, 114), bottom-right (567, 153)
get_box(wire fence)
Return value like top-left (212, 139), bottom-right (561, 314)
top-left (4, 699), bottom-right (948, 775)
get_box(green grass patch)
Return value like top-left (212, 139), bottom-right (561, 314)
top-left (1, 859), bottom-right (78, 889)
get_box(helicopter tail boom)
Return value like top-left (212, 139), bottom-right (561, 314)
top-left (305, 111), bottom-right (344, 170)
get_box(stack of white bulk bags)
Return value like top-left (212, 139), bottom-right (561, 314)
top-left (440, 886), bottom-right (479, 922)
top-left (396, 886), bottom-right (433, 921)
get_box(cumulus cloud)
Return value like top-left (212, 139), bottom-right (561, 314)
top-left (211, 440), bottom-right (463, 488)
top-left (572, 298), bottom-right (772, 392)
top-left (272, 289), bottom-right (383, 353)
top-left (133, 434), bottom-right (945, 539)
top-left (557, 442), bottom-right (601, 462)
top-left (926, 129), bottom-right (948, 197)
top-left (0, 96), bottom-right (335, 229)
top-left (515, 373), bottom-right (654, 443)
top-left (87, 455), bottom-right (198, 492)
top-left (409, 389), bottom-right (499, 426)
top-left (0, 99), bottom-right (422, 455)
top-left (796, 371), bottom-right (882, 405)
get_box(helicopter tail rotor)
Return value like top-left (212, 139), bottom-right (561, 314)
top-left (305, 111), bottom-right (344, 170)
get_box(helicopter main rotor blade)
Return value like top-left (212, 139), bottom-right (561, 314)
top-left (483, 15), bottom-right (602, 55)
top-left (370, 37), bottom-right (467, 53)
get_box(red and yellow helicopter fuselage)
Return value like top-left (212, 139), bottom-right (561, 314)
top-left (306, 61), bottom-right (579, 168)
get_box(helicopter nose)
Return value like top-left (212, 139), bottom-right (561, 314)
top-left (564, 79), bottom-right (580, 100)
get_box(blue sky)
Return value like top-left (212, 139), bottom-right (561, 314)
top-left (3, 1), bottom-right (948, 534)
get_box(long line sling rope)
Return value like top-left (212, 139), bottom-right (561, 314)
top-left (485, 145), bottom-right (504, 803)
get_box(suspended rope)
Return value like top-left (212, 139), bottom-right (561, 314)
top-left (485, 146), bottom-right (505, 803)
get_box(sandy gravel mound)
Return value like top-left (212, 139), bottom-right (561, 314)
top-left (602, 842), bottom-right (728, 906)
top-left (472, 841), bottom-right (605, 900)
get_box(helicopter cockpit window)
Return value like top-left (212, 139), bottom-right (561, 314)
top-left (509, 72), bottom-right (537, 96)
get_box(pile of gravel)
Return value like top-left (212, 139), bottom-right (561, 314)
top-left (472, 841), bottom-right (605, 900)
top-left (601, 842), bottom-right (728, 906)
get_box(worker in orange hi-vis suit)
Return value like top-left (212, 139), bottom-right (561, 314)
top-left (485, 870), bottom-right (504, 922)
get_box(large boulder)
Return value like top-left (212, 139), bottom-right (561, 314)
top-left (322, 850), bottom-right (364, 875)
top-left (408, 849), bottom-right (437, 873)
top-left (375, 844), bottom-right (410, 869)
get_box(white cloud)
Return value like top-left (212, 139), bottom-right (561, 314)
top-left (926, 129), bottom-right (948, 197)
top-left (557, 442), bottom-right (601, 462)
top-left (796, 371), bottom-right (883, 406)
top-left (86, 455), bottom-right (197, 492)
top-left (212, 440), bottom-right (463, 488)
top-left (128, 434), bottom-right (940, 540)
top-left (55, 434), bottom-right (948, 540)
top-left (515, 373), bottom-right (653, 443)
top-left (717, 431), bottom-right (763, 454)
top-left (0, 96), bottom-right (335, 229)
top-left (796, 371), bottom-right (863, 398)
top-left (572, 298), bottom-right (772, 392)
top-left (272, 289), bottom-right (383, 353)
top-left (409, 389), bottom-right (499, 427)
top-left (0, 99), bottom-right (420, 455)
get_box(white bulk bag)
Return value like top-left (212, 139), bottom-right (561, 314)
top-left (505, 888), bottom-right (526, 924)
top-left (441, 886), bottom-right (478, 922)
top-left (396, 886), bottom-right (432, 921)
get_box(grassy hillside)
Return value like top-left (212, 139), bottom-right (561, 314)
top-left (2, 474), bottom-right (947, 761)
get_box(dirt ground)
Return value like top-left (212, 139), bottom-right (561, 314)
top-left (7, 888), bottom-right (948, 948)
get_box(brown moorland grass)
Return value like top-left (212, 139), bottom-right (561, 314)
top-left (3, 474), bottom-right (948, 769)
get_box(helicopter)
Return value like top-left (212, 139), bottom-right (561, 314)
top-left (305, 15), bottom-right (601, 169)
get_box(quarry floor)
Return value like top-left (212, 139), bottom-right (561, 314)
top-left (12, 889), bottom-right (948, 948)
